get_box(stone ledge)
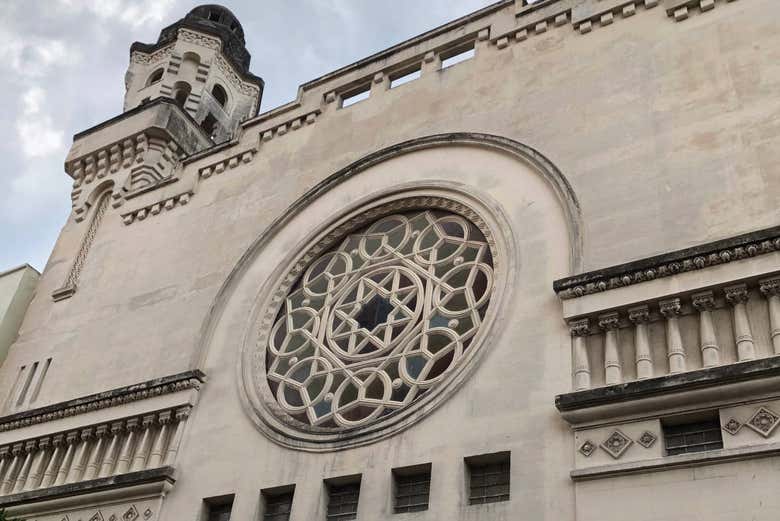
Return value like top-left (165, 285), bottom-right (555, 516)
top-left (0, 370), bottom-right (205, 433)
top-left (553, 225), bottom-right (780, 299)
top-left (0, 467), bottom-right (175, 508)
top-left (556, 357), bottom-right (780, 413)
top-left (571, 442), bottom-right (780, 481)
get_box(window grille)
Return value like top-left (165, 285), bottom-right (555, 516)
top-left (394, 469), bottom-right (431, 513)
top-left (468, 459), bottom-right (510, 505)
top-left (663, 418), bottom-right (723, 456)
top-left (206, 503), bottom-right (233, 521)
top-left (263, 491), bottom-right (294, 521)
top-left (327, 482), bottom-right (360, 520)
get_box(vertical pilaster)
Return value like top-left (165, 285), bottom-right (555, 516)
top-left (11, 441), bottom-right (36, 493)
top-left (115, 418), bottom-right (140, 475)
top-left (98, 422), bottom-right (124, 478)
top-left (24, 437), bottom-right (49, 491)
top-left (40, 435), bottom-right (64, 488)
top-left (660, 298), bottom-right (686, 374)
top-left (147, 411), bottom-right (172, 469)
top-left (629, 306), bottom-right (653, 379)
top-left (66, 428), bottom-right (93, 484)
top-left (1, 444), bottom-right (23, 494)
top-left (692, 291), bottom-right (720, 368)
top-left (164, 406), bottom-right (192, 466)
top-left (54, 432), bottom-right (79, 486)
top-left (760, 278), bottom-right (780, 355)
top-left (569, 319), bottom-right (591, 391)
top-left (83, 425), bottom-right (108, 481)
top-left (131, 415), bottom-right (156, 472)
top-left (725, 284), bottom-right (755, 361)
top-left (0, 448), bottom-right (10, 490)
top-left (599, 313), bottom-right (622, 385)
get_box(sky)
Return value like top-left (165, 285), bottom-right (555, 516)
top-left (0, 0), bottom-right (493, 272)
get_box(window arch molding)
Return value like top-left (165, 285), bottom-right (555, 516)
top-left (146, 68), bottom-right (164, 86)
top-left (195, 133), bottom-right (583, 451)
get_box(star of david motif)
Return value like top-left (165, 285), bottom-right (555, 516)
top-left (263, 210), bottom-right (495, 429)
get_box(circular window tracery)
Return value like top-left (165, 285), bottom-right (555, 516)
top-left (259, 204), bottom-right (496, 432)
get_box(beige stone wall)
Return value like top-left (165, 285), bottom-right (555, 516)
top-left (0, 265), bottom-right (38, 369)
top-left (1, 0), bottom-right (779, 520)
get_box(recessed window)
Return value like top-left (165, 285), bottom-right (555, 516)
top-left (203, 494), bottom-right (234, 521)
top-left (212, 84), bottom-right (228, 108)
top-left (441, 45), bottom-right (475, 69)
top-left (262, 486), bottom-right (295, 521)
top-left (663, 414), bottom-right (723, 456)
top-left (201, 114), bottom-right (219, 140)
top-left (393, 464), bottom-right (431, 514)
top-left (146, 68), bottom-right (164, 86)
top-left (326, 477), bottom-right (361, 521)
top-left (466, 452), bottom-right (510, 505)
top-left (172, 81), bottom-right (192, 108)
top-left (389, 67), bottom-right (422, 89)
top-left (340, 86), bottom-right (370, 108)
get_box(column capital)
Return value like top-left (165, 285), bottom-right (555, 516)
top-left (65, 432), bottom-right (80, 445)
top-left (158, 410), bottom-right (173, 425)
top-left (760, 278), bottom-right (780, 297)
top-left (0, 447), bottom-right (9, 460)
top-left (11, 443), bottom-right (23, 456)
top-left (52, 434), bottom-right (65, 448)
top-left (95, 425), bottom-right (110, 438)
top-left (125, 418), bottom-right (141, 431)
top-left (725, 284), bottom-right (749, 305)
top-left (37, 437), bottom-right (51, 451)
top-left (628, 305), bottom-right (650, 324)
top-left (110, 421), bottom-right (124, 435)
top-left (598, 312), bottom-right (620, 331)
top-left (659, 298), bottom-right (681, 317)
top-left (23, 440), bottom-right (37, 453)
top-left (692, 291), bottom-right (715, 311)
top-left (175, 406), bottom-right (193, 421)
top-left (568, 318), bottom-right (590, 337)
top-left (142, 414), bottom-right (156, 428)
top-left (80, 428), bottom-right (94, 442)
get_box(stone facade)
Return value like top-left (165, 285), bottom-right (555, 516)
top-left (1, 1), bottom-right (780, 520)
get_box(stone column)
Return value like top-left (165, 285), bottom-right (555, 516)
top-left (692, 291), bottom-right (720, 368)
top-left (23, 437), bottom-right (49, 491)
top-left (12, 442), bottom-right (37, 493)
top-left (98, 422), bottom-right (124, 478)
top-left (599, 313), bottom-right (622, 385)
top-left (115, 418), bottom-right (140, 475)
top-left (66, 428), bottom-right (93, 484)
top-left (0, 448), bottom-right (10, 489)
top-left (629, 306), bottom-right (653, 379)
top-left (1, 445), bottom-right (23, 494)
top-left (164, 406), bottom-right (192, 466)
top-left (725, 284), bottom-right (756, 361)
top-left (40, 435), bottom-right (64, 488)
top-left (131, 415), bottom-right (156, 472)
top-left (53, 433), bottom-right (79, 486)
top-left (83, 425), bottom-right (108, 481)
top-left (660, 298), bottom-right (686, 374)
top-left (147, 411), bottom-right (172, 469)
top-left (569, 319), bottom-right (591, 391)
top-left (760, 278), bottom-right (780, 355)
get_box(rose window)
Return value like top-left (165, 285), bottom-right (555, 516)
top-left (263, 208), bottom-right (495, 430)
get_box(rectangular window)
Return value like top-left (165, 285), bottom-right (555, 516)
top-left (203, 494), bottom-right (234, 521)
top-left (393, 464), bottom-right (431, 514)
top-left (663, 416), bottom-right (723, 456)
top-left (466, 452), bottom-right (510, 505)
top-left (326, 477), bottom-right (361, 521)
top-left (262, 486), bottom-right (295, 521)
top-left (389, 67), bottom-right (422, 89)
top-left (340, 86), bottom-right (371, 108)
top-left (441, 45), bottom-right (475, 69)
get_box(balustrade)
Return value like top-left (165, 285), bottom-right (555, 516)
top-left (0, 406), bottom-right (190, 497)
top-left (567, 277), bottom-right (780, 390)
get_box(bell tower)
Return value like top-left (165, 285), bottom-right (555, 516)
top-left (124, 5), bottom-right (264, 143)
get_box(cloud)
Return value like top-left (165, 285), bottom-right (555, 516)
top-left (56, 0), bottom-right (178, 28)
top-left (15, 87), bottom-right (65, 159)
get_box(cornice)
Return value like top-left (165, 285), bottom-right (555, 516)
top-left (0, 370), bottom-right (205, 433)
top-left (554, 225), bottom-right (780, 300)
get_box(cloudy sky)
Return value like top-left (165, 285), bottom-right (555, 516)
top-left (0, 0), bottom-right (491, 272)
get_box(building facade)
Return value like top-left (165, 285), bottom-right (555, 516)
top-left (1, 1), bottom-right (779, 519)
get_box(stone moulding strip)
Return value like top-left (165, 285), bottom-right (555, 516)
top-left (199, 149), bottom-right (256, 179)
top-left (120, 190), bottom-right (194, 226)
top-left (0, 370), bottom-right (205, 433)
top-left (553, 225), bottom-right (780, 300)
top-left (571, 442), bottom-right (780, 481)
top-left (0, 466), bottom-right (175, 508)
top-left (664, 0), bottom-right (738, 23)
top-left (555, 356), bottom-right (780, 413)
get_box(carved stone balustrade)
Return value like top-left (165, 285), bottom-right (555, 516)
top-left (0, 406), bottom-right (190, 503)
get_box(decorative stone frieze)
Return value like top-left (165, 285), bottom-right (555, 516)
top-left (198, 149), bottom-right (256, 179)
top-left (0, 371), bottom-right (203, 433)
top-left (745, 407), bottom-right (780, 438)
top-left (130, 44), bottom-right (174, 65)
top-left (600, 430), bottom-right (632, 459)
top-left (664, 0), bottom-right (738, 22)
top-left (255, 110), bottom-right (320, 147)
top-left (637, 431), bottom-right (657, 448)
top-left (572, 0), bottom-right (659, 35)
top-left (723, 418), bottom-right (742, 435)
top-left (579, 440), bottom-right (596, 457)
top-left (177, 28), bottom-right (221, 50)
top-left (120, 190), bottom-right (193, 226)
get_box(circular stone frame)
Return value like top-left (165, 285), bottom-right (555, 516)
top-left (240, 184), bottom-right (516, 451)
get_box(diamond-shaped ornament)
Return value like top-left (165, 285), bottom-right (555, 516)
top-left (600, 430), bottom-right (633, 459)
top-left (89, 513), bottom-right (105, 521)
top-left (723, 418), bottom-right (742, 435)
top-left (746, 407), bottom-right (780, 438)
top-left (579, 440), bottom-right (596, 457)
top-left (143, 509), bottom-right (153, 520)
top-left (122, 506), bottom-right (139, 521)
top-left (637, 431), bottom-right (657, 448)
